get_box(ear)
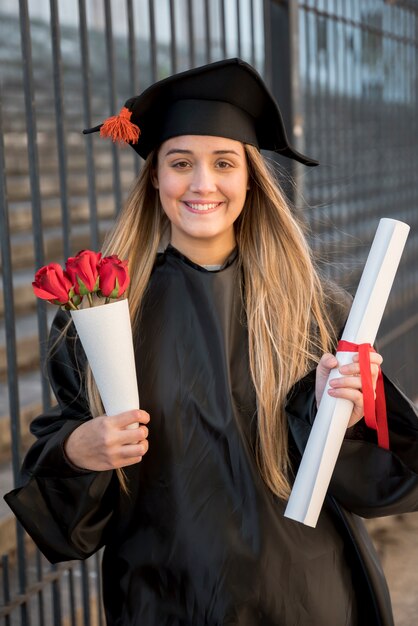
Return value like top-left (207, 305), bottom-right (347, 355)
top-left (151, 169), bottom-right (159, 189)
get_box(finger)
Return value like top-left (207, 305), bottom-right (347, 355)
top-left (351, 352), bottom-right (383, 365)
top-left (137, 425), bottom-right (149, 440)
top-left (137, 410), bottom-right (151, 424)
top-left (118, 425), bottom-right (149, 445)
top-left (119, 441), bottom-right (149, 459)
top-left (329, 376), bottom-right (363, 390)
top-left (339, 360), bottom-right (380, 374)
top-left (328, 387), bottom-right (363, 408)
top-left (339, 361), bottom-right (380, 380)
top-left (318, 353), bottom-right (339, 370)
top-left (125, 425), bottom-right (149, 441)
top-left (114, 409), bottom-right (150, 428)
top-left (339, 362), bottom-right (360, 376)
top-left (115, 456), bottom-right (143, 468)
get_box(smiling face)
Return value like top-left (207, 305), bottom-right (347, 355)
top-left (154, 135), bottom-right (249, 265)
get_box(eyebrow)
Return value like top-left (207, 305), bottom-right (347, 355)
top-left (164, 148), bottom-right (241, 157)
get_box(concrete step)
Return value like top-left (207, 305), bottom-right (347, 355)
top-left (0, 268), bottom-right (38, 316)
top-left (0, 370), bottom-right (55, 472)
top-left (4, 142), bottom-right (136, 177)
top-left (5, 192), bottom-right (116, 235)
top-left (4, 166), bottom-right (134, 203)
top-left (0, 369), bottom-right (45, 420)
top-left (1, 218), bottom-right (113, 271)
top-left (0, 199), bottom-right (116, 318)
top-left (0, 309), bottom-right (56, 380)
top-left (0, 407), bottom-right (42, 463)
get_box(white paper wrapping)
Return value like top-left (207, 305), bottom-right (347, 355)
top-left (70, 299), bottom-right (139, 425)
top-left (284, 218), bottom-right (410, 527)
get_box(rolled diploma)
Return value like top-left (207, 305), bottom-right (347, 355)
top-left (284, 218), bottom-right (410, 527)
top-left (71, 298), bottom-right (139, 427)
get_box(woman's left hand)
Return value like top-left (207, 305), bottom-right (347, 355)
top-left (315, 351), bottom-right (383, 428)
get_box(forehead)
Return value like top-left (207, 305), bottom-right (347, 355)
top-left (159, 135), bottom-right (245, 156)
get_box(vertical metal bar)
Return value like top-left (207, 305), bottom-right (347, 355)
top-left (249, 0), bottom-right (256, 66)
top-left (236, 0), bottom-right (242, 58)
top-left (49, 0), bottom-right (71, 260)
top-left (328, 0), bottom-right (339, 280)
top-left (204, 0), bottom-right (211, 63)
top-left (346, 0), bottom-right (354, 203)
top-left (169, 0), bottom-right (177, 74)
top-left (103, 0), bottom-right (123, 215)
top-left (78, 0), bottom-right (99, 249)
top-left (288, 0), bottom-right (304, 207)
top-left (302, 1), bottom-right (316, 243)
top-left (68, 566), bottom-right (77, 626)
top-left (35, 550), bottom-right (45, 625)
top-left (51, 564), bottom-right (63, 625)
top-left (0, 94), bottom-right (21, 504)
top-left (15, 7), bottom-right (45, 622)
top-left (126, 0), bottom-right (140, 177)
top-left (338, 0), bottom-right (348, 233)
top-left (187, 0), bottom-right (195, 67)
top-left (263, 0), bottom-right (272, 88)
top-left (80, 560), bottom-right (91, 626)
top-left (95, 551), bottom-right (104, 626)
top-left (148, 0), bottom-right (158, 81)
top-left (126, 0), bottom-right (139, 94)
top-left (314, 0), bottom-right (325, 231)
top-left (2, 555), bottom-right (11, 626)
top-left (19, 0), bottom-right (50, 413)
top-left (220, 0), bottom-right (227, 58)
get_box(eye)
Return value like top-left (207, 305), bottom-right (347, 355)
top-left (171, 160), bottom-right (191, 169)
top-left (216, 160), bottom-right (233, 169)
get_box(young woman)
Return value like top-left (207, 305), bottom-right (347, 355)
top-left (6, 58), bottom-right (418, 626)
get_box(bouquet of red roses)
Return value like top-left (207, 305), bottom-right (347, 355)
top-left (32, 249), bottom-right (130, 309)
top-left (33, 250), bottom-right (139, 421)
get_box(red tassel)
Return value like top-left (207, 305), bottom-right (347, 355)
top-left (99, 107), bottom-right (140, 144)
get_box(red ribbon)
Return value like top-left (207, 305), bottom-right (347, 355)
top-left (337, 340), bottom-right (389, 449)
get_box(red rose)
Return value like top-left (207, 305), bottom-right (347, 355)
top-left (66, 250), bottom-right (102, 295)
top-left (98, 255), bottom-right (130, 298)
top-left (32, 263), bottom-right (73, 304)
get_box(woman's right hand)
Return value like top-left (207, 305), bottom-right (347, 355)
top-left (64, 410), bottom-right (150, 471)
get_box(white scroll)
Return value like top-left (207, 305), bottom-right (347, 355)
top-left (284, 218), bottom-right (410, 527)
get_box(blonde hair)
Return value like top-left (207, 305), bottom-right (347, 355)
top-left (85, 144), bottom-right (336, 498)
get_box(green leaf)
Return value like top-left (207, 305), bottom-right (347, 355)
top-left (109, 277), bottom-right (120, 299)
top-left (77, 276), bottom-right (90, 296)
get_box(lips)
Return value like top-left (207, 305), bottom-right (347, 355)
top-left (183, 201), bottom-right (223, 213)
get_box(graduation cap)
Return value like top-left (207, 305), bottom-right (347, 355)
top-left (83, 57), bottom-right (318, 167)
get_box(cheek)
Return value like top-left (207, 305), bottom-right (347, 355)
top-left (230, 174), bottom-right (248, 212)
top-left (158, 171), bottom-right (186, 203)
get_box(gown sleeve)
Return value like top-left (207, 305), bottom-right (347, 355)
top-left (4, 309), bottom-right (119, 563)
top-left (286, 337), bottom-right (418, 519)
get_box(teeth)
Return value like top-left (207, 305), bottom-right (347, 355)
top-left (186, 202), bottom-right (220, 211)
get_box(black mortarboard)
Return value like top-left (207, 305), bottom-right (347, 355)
top-left (83, 58), bottom-right (318, 167)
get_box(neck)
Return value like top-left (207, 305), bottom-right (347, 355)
top-left (170, 234), bottom-right (236, 267)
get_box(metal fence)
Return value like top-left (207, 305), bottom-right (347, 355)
top-left (0, 0), bottom-right (417, 623)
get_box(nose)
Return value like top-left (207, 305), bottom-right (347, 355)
top-left (188, 164), bottom-right (217, 194)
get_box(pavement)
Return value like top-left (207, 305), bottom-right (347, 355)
top-left (366, 514), bottom-right (418, 626)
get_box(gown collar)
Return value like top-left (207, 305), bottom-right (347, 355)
top-left (163, 244), bottom-right (238, 273)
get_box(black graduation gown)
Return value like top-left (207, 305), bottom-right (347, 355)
top-left (5, 246), bottom-right (418, 626)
